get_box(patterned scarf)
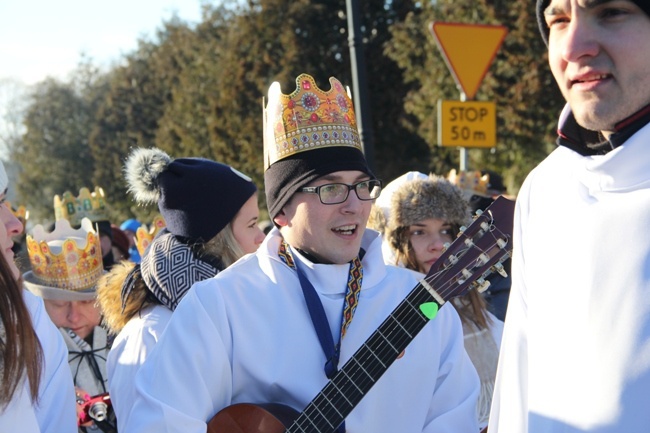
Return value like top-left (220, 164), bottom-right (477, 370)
top-left (138, 231), bottom-right (221, 311)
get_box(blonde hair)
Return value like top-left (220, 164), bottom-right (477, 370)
top-left (197, 222), bottom-right (245, 268)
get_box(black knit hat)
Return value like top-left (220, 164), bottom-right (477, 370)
top-left (263, 74), bottom-right (374, 218)
top-left (125, 148), bottom-right (257, 242)
top-left (537, 0), bottom-right (650, 45)
top-left (265, 146), bottom-right (373, 219)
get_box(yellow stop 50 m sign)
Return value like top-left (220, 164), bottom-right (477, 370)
top-left (437, 100), bottom-right (496, 148)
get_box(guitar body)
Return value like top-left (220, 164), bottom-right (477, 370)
top-left (207, 403), bottom-right (299, 433)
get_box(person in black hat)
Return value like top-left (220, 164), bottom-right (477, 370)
top-left (491, 2), bottom-right (650, 432)
top-left (123, 74), bottom-right (479, 433)
top-left (96, 147), bottom-right (264, 431)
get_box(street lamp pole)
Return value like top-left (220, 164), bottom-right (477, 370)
top-left (346, 0), bottom-right (375, 172)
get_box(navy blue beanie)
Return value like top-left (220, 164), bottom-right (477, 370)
top-left (537, 0), bottom-right (650, 45)
top-left (125, 148), bottom-right (257, 243)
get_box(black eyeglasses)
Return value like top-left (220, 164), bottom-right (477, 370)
top-left (300, 179), bottom-right (382, 205)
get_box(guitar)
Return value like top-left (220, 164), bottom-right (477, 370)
top-left (208, 196), bottom-right (515, 433)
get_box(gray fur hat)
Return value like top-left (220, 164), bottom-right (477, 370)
top-left (387, 174), bottom-right (471, 232)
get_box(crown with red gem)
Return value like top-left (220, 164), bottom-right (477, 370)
top-left (447, 169), bottom-right (490, 198)
top-left (53, 186), bottom-right (110, 227)
top-left (135, 214), bottom-right (166, 257)
top-left (26, 218), bottom-right (103, 291)
top-left (263, 73), bottom-right (361, 170)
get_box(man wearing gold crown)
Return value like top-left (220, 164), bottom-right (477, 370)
top-left (22, 217), bottom-right (117, 432)
top-left (123, 74), bottom-right (479, 433)
top-left (0, 161), bottom-right (77, 432)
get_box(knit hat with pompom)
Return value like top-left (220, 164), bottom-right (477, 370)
top-left (124, 148), bottom-right (257, 242)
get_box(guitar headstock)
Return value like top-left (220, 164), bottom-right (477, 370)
top-left (423, 196), bottom-right (515, 303)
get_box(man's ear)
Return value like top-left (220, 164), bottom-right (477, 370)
top-left (273, 209), bottom-right (289, 227)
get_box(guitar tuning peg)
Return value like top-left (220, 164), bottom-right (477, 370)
top-left (474, 277), bottom-right (491, 293)
top-left (475, 209), bottom-right (484, 217)
top-left (492, 262), bottom-right (508, 278)
top-left (459, 225), bottom-right (467, 233)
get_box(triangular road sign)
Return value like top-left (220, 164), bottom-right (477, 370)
top-left (430, 22), bottom-right (507, 100)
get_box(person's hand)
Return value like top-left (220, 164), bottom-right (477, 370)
top-left (75, 387), bottom-right (94, 427)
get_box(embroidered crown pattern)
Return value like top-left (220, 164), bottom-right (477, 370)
top-left (263, 73), bottom-right (362, 169)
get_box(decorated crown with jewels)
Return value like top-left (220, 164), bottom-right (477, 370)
top-left (447, 169), bottom-right (490, 198)
top-left (53, 186), bottom-right (110, 227)
top-left (135, 214), bottom-right (166, 257)
top-left (26, 218), bottom-right (103, 291)
top-left (263, 73), bottom-right (362, 170)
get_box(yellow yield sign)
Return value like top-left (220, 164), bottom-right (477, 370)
top-left (438, 100), bottom-right (496, 148)
top-left (430, 22), bottom-right (507, 100)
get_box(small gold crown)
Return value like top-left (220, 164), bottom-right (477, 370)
top-left (448, 169), bottom-right (490, 198)
top-left (135, 215), bottom-right (166, 257)
top-left (26, 218), bottom-right (103, 291)
top-left (263, 73), bottom-right (361, 170)
top-left (7, 201), bottom-right (29, 222)
top-left (53, 186), bottom-right (110, 227)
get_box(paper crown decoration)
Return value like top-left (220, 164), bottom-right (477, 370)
top-left (26, 218), bottom-right (103, 291)
top-left (263, 73), bottom-right (362, 170)
top-left (54, 186), bottom-right (110, 227)
top-left (7, 201), bottom-right (29, 222)
top-left (135, 214), bottom-right (166, 257)
top-left (448, 169), bottom-right (490, 198)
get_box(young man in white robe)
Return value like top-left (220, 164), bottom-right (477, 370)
top-left (123, 73), bottom-right (480, 433)
top-left (490, 1), bottom-right (650, 432)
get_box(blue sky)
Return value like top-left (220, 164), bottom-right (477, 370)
top-left (0, 0), bottom-right (204, 85)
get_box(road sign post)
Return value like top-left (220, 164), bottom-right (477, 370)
top-left (429, 22), bottom-right (507, 168)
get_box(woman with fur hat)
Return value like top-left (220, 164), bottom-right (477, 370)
top-left (96, 147), bottom-right (264, 431)
top-left (385, 174), bottom-right (503, 431)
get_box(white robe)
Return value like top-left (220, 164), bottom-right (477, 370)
top-left (490, 116), bottom-right (650, 432)
top-left (0, 290), bottom-right (77, 433)
top-left (124, 228), bottom-right (480, 433)
top-left (107, 304), bottom-right (172, 430)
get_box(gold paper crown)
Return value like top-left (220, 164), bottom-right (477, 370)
top-left (26, 218), bottom-right (103, 291)
top-left (135, 215), bottom-right (166, 257)
top-left (448, 169), bottom-right (490, 198)
top-left (7, 201), bottom-right (29, 222)
top-left (54, 186), bottom-right (110, 227)
top-left (263, 73), bottom-right (362, 170)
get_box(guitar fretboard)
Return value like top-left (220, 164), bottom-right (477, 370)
top-left (286, 282), bottom-right (435, 433)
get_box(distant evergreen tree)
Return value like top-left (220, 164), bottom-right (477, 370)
top-left (11, 70), bottom-right (104, 223)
